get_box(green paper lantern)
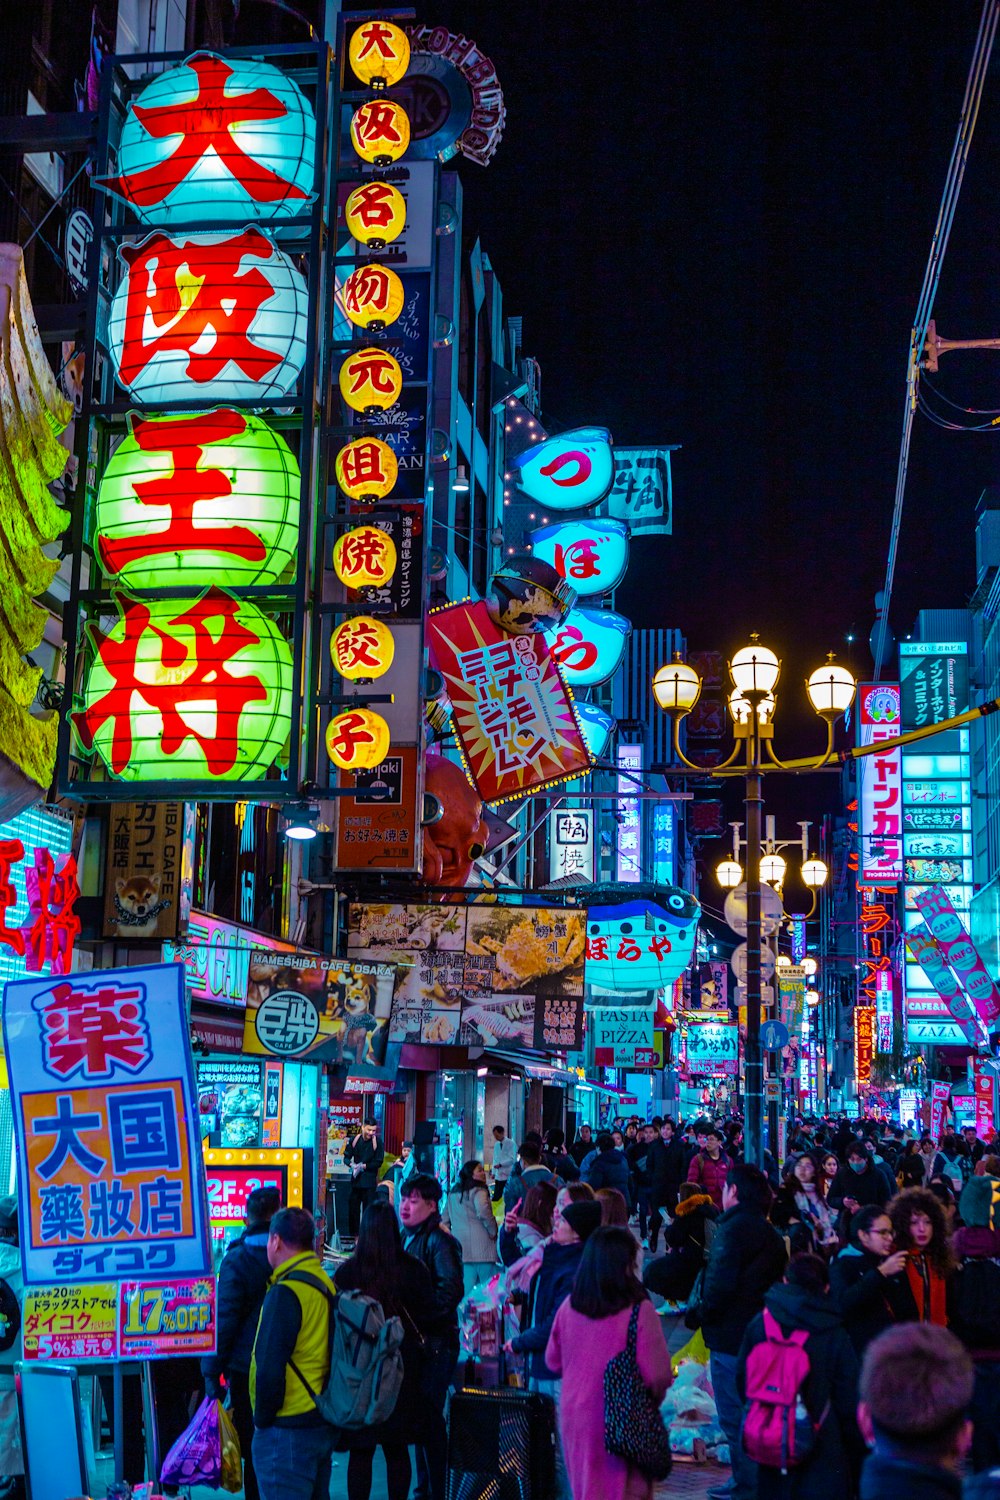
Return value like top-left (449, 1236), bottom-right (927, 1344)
top-left (73, 588), bottom-right (293, 782)
top-left (95, 408), bottom-right (300, 589)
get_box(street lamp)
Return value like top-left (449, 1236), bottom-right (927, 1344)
top-left (654, 633), bottom-right (855, 1168)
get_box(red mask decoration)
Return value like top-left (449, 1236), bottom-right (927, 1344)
top-left (422, 755), bottom-right (485, 891)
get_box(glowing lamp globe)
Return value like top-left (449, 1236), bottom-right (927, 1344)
top-left (802, 858), bottom-right (829, 888)
top-left (348, 20), bottom-right (411, 89)
top-left (350, 99), bottom-right (410, 165)
top-left (805, 989), bottom-right (821, 1007)
top-left (95, 408), bottom-right (300, 589)
top-left (806, 654), bottom-right (856, 719)
top-left (512, 426), bottom-right (615, 511)
top-left (585, 894), bottom-right (701, 993)
top-left (339, 347), bottom-right (403, 413)
top-left (728, 688), bottom-right (776, 725)
top-left (653, 656), bottom-right (702, 716)
top-left (344, 180), bottom-right (406, 250)
top-left (97, 52), bottom-right (316, 228)
top-left (333, 526), bottom-right (397, 588)
top-left (73, 590), bottom-right (293, 782)
top-left (326, 708), bottom-right (391, 770)
top-left (485, 555), bottom-right (575, 635)
top-left (335, 436), bottom-right (398, 502)
top-left (331, 616), bottom-right (395, 681)
top-left (716, 859), bottom-right (743, 889)
top-left (802, 956), bottom-right (818, 975)
top-left (341, 263), bottom-right (405, 332)
top-left (760, 853), bottom-right (787, 886)
top-left (109, 228), bottom-right (308, 406)
top-left (730, 638), bottom-right (780, 697)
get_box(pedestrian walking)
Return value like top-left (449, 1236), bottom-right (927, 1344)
top-left (827, 1143), bottom-right (890, 1236)
top-left (545, 1226), bottom-right (672, 1500)
top-left (344, 1121), bottom-right (385, 1236)
top-left (685, 1125), bottom-right (733, 1209)
top-left (250, 1208), bottom-right (338, 1500)
top-left (502, 1140), bottom-right (554, 1212)
top-left (627, 1124), bottom-right (655, 1240)
top-left (570, 1124), bottom-right (594, 1167)
top-left (771, 1153), bottom-right (838, 1256)
top-left (498, 1181), bottom-right (556, 1267)
top-left (583, 1132), bottom-right (631, 1195)
top-left (399, 1173), bottom-right (464, 1500)
top-left (643, 1183), bottom-right (718, 1304)
top-left (333, 1200), bottom-right (434, 1500)
top-left (202, 1184), bottom-right (281, 1500)
top-left (647, 1118), bottom-right (687, 1252)
top-left (442, 1160), bottom-right (499, 1292)
top-left (489, 1125), bottom-right (516, 1202)
top-left (887, 1187), bottom-right (955, 1327)
top-left (857, 1323), bottom-right (974, 1500)
top-left (543, 1128), bottom-right (581, 1182)
top-left (829, 1205), bottom-right (915, 1356)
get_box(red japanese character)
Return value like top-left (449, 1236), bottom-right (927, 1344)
top-left (352, 100), bottom-right (406, 150)
top-left (338, 530), bottom-right (390, 578)
top-left (354, 21), bottom-right (399, 60)
top-left (616, 937), bottom-right (642, 961)
top-left (72, 589), bottom-right (269, 775)
top-left (0, 838), bottom-right (25, 956)
top-left (328, 711), bottom-right (380, 766)
top-left (342, 350), bottom-right (400, 399)
top-left (647, 935), bottom-right (673, 961)
top-left (348, 181), bottom-right (399, 231)
top-left (585, 936), bottom-right (609, 962)
top-left (539, 450), bottom-right (592, 488)
top-left (100, 55), bottom-right (309, 209)
top-left (334, 622), bottom-right (384, 674)
top-left (98, 411), bottom-right (267, 576)
top-left (22, 851), bottom-right (80, 975)
top-left (339, 440), bottom-right (391, 492)
top-left (36, 980), bottom-right (149, 1079)
top-left (117, 228), bottom-right (284, 388)
top-left (344, 266), bottom-right (395, 316)
top-left (553, 540), bottom-right (600, 580)
top-left (550, 626), bottom-right (599, 672)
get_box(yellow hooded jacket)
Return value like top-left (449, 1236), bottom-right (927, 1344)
top-left (250, 1251), bottom-right (337, 1426)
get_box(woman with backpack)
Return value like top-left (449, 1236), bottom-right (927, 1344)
top-left (887, 1186), bottom-right (956, 1327)
top-left (736, 1253), bottom-right (861, 1500)
top-left (442, 1160), bottom-right (498, 1292)
top-left (931, 1133), bottom-right (973, 1196)
top-left (332, 1200), bottom-right (434, 1500)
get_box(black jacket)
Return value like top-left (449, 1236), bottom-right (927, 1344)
top-left (829, 1244), bottom-right (916, 1356)
top-left (737, 1283), bottom-right (861, 1500)
top-left (511, 1239), bottom-right (585, 1380)
top-left (626, 1140), bottom-right (652, 1190)
top-left (648, 1136), bottom-right (687, 1196)
top-left (543, 1148), bottom-right (579, 1182)
top-left (583, 1147), bottom-right (631, 1196)
top-left (644, 1191), bottom-right (717, 1302)
top-left (201, 1226), bottom-right (271, 1379)
top-left (701, 1203), bottom-right (787, 1355)
top-left (860, 1453), bottom-right (962, 1500)
top-left (827, 1161), bottom-right (890, 1223)
top-left (569, 1135), bottom-right (595, 1166)
top-left (343, 1133), bottom-right (385, 1188)
top-left (401, 1210), bottom-right (464, 1343)
top-left (334, 1251), bottom-right (433, 1447)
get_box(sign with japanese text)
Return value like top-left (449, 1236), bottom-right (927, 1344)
top-left (876, 968), bottom-right (894, 1051)
top-left (426, 600), bottom-right (590, 804)
top-left (348, 902), bottom-right (585, 1051)
top-left (616, 743), bottom-right (642, 883)
top-left (900, 642), bottom-right (969, 730)
top-left (242, 952), bottom-right (396, 1072)
top-left (23, 1282), bottom-right (117, 1361)
top-left (549, 808), bottom-right (594, 885)
top-left (512, 427), bottom-right (614, 511)
top-left (103, 802), bottom-right (186, 941)
top-left (585, 896), bottom-right (700, 995)
top-left (0, 805), bottom-right (76, 991)
top-left (196, 1059), bottom-right (270, 1149)
top-left (916, 885), bottom-right (1000, 1027)
top-left (854, 1006), bottom-right (875, 1086)
top-left (22, 1276), bottom-right (217, 1361)
top-left (973, 1057), bottom-right (996, 1138)
top-left (332, 750), bottom-right (422, 874)
top-left (529, 518), bottom-right (630, 597)
top-left (685, 1021), bottom-right (738, 1076)
top-left (930, 1080), bottom-right (952, 1140)
top-left (652, 802), bottom-right (677, 887)
top-left (163, 911), bottom-right (296, 1010)
top-left (857, 683), bottom-right (903, 885)
top-left (698, 961), bottom-right (729, 1011)
top-left (4, 962), bottom-right (211, 1285)
top-left (597, 447), bottom-right (674, 535)
top-left (590, 1007), bottom-right (656, 1069)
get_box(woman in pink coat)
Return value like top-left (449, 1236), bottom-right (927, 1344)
top-left (546, 1226), bottom-right (672, 1500)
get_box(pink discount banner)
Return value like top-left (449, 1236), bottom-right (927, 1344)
top-left (915, 886), bottom-right (1000, 1028)
top-left (426, 600), bottom-right (591, 804)
top-left (930, 1080), bottom-right (951, 1141)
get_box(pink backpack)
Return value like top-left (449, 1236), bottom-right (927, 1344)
top-left (741, 1308), bottom-right (828, 1470)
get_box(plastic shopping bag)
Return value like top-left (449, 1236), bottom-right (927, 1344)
top-left (218, 1400), bottom-right (243, 1494)
top-left (670, 1327), bottom-right (709, 1375)
top-left (160, 1396), bottom-right (223, 1489)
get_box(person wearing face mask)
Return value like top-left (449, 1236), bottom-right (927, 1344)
top-left (829, 1205), bottom-right (917, 1356)
top-left (771, 1152), bottom-right (838, 1256)
top-left (828, 1143), bottom-right (890, 1237)
top-left (888, 1187), bottom-right (956, 1328)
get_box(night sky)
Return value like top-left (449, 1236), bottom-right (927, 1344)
top-left (428, 1), bottom-right (1000, 842)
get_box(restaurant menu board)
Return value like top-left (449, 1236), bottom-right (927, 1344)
top-left (348, 903), bottom-right (586, 1052)
top-left (23, 1276), bottom-right (216, 1360)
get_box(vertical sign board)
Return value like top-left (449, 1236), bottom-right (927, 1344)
top-left (616, 743), bottom-right (643, 883)
top-left (899, 643), bottom-right (973, 1040)
top-left (651, 801), bottom-right (677, 887)
top-left (973, 1057), bottom-right (996, 1139)
top-left (875, 969), bottom-right (894, 1051)
top-left (854, 1006), bottom-right (875, 1087)
top-left (549, 808), bottom-right (594, 884)
top-left (930, 1080), bottom-right (952, 1140)
top-left (857, 683), bottom-right (903, 885)
top-left (103, 802), bottom-right (187, 941)
top-left (4, 962), bottom-right (211, 1283)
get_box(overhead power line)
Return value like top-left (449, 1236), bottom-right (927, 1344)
top-left (872, 0), bottom-right (1000, 677)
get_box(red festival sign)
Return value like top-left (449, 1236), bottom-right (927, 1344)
top-left (425, 601), bottom-right (591, 804)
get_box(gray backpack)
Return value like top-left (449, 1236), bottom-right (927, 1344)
top-left (286, 1271), bottom-right (404, 1429)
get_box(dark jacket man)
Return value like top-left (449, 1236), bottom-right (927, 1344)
top-left (701, 1200), bottom-right (787, 1355)
top-left (644, 1189), bottom-right (717, 1302)
top-left (737, 1269), bottom-right (861, 1500)
top-left (648, 1130), bottom-right (687, 1199)
top-left (569, 1127), bottom-right (594, 1166)
top-left (827, 1152), bottom-right (890, 1226)
top-left (582, 1135), bottom-right (630, 1196)
top-left (400, 1200), bottom-right (464, 1343)
top-left (343, 1126), bottom-right (385, 1188)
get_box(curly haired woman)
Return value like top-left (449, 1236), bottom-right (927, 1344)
top-left (888, 1186), bottom-right (956, 1327)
